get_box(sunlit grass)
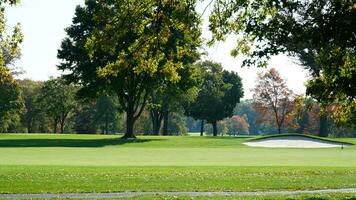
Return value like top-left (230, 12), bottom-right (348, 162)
top-left (1, 166), bottom-right (356, 194)
top-left (1, 134), bottom-right (356, 195)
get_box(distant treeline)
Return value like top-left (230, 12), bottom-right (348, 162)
top-left (2, 78), bottom-right (354, 138)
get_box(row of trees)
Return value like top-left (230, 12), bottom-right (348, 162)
top-left (4, 78), bottom-right (121, 134)
top-left (209, 0), bottom-right (355, 131)
top-left (3, 67), bottom-right (354, 137)
top-left (1, 0), bottom-right (354, 138)
top-left (1, 59), bottom-right (244, 136)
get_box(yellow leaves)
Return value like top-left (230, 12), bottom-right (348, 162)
top-left (85, 36), bottom-right (96, 60)
top-left (133, 57), bottom-right (159, 76)
top-left (232, 38), bottom-right (251, 57)
top-left (162, 60), bottom-right (182, 83)
top-left (0, 65), bottom-right (10, 79)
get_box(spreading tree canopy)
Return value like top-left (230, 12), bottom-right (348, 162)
top-left (148, 63), bottom-right (201, 135)
top-left (252, 68), bottom-right (295, 134)
top-left (187, 61), bottom-right (243, 136)
top-left (36, 78), bottom-right (77, 134)
top-left (0, 0), bottom-right (24, 132)
top-left (209, 0), bottom-right (356, 128)
top-left (58, 0), bottom-right (201, 138)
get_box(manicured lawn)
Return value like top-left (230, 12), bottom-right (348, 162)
top-left (119, 193), bottom-right (356, 200)
top-left (1, 166), bottom-right (356, 194)
top-left (1, 134), bottom-right (356, 197)
top-left (1, 134), bottom-right (355, 166)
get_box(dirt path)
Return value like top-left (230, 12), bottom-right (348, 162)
top-left (1, 188), bottom-right (356, 199)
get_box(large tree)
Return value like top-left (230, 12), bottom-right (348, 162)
top-left (187, 61), bottom-right (244, 136)
top-left (18, 79), bottom-right (43, 133)
top-left (58, 0), bottom-right (201, 138)
top-left (36, 78), bottom-right (77, 134)
top-left (252, 68), bottom-right (295, 134)
top-left (148, 64), bottom-right (201, 135)
top-left (209, 0), bottom-right (356, 128)
top-left (0, 0), bottom-right (24, 132)
top-left (0, 66), bottom-right (23, 132)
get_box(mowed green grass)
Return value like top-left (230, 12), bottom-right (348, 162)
top-left (0, 134), bottom-right (355, 166)
top-left (112, 193), bottom-right (356, 200)
top-left (1, 134), bottom-right (356, 195)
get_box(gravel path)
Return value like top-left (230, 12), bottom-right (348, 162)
top-left (1, 188), bottom-right (356, 199)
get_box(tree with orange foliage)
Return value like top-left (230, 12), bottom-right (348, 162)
top-left (252, 68), bottom-right (295, 134)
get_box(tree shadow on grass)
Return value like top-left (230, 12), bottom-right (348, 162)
top-left (0, 138), bottom-right (164, 148)
top-left (204, 136), bottom-right (252, 139)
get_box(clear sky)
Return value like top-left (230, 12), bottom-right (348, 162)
top-left (6, 0), bottom-right (309, 99)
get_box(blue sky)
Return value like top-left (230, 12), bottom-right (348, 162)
top-left (6, 0), bottom-right (308, 99)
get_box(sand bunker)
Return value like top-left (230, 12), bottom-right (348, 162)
top-left (244, 135), bottom-right (351, 148)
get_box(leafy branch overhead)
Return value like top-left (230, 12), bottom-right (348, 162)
top-left (209, 0), bottom-right (356, 127)
top-left (58, 0), bottom-right (202, 138)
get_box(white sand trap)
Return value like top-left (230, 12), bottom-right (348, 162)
top-left (244, 135), bottom-right (351, 148)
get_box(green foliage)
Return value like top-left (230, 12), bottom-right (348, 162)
top-left (58, 0), bottom-right (202, 138)
top-left (73, 100), bottom-right (98, 134)
top-left (0, 67), bottom-right (23, 132)
top-left (167, 111), bottom-right (188, 135)
top-left (17, 79), bottom-right (46, 133)
top-left (148, 63), bottom-right (202, 135)
top-left (94, 95), bottom-right (122, 134)
top-left (134, 110), bottom-right (153, 136)
top-left (0, 0), bottom-right (23, 68)
top-left (36, 78), bottom-right (77, 133)
top-left (205, 120), bottom-right (229, 136)
top-left (0, 0), bottom-right (23, 132)
top-left (307, 48), bottom-right (356, 128)
top-left (209, 0), bottom-right (356, 127)
top-left (187, 61), bottom-right (244, 136)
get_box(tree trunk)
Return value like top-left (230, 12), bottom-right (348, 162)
top-left (212, 121), bottom-right (218, 136)
top-left (200, 120), bottom-right (205, 136)
top-left (27, 119), bottom-right (33, 133)
top-left (60, 122), bottom-right (65, 134)
top-left (318, 114), bottom-right (328, 137)
top-left (53, 118), bottom-right (58, 134)
top-left (123, 109), bottom-right (136, 139)
top-left (151, 111), bottom-right (163, 135)
top-left (277, 125), bottom-right (282, 134)
top-left (162, 111), bottom-right (169, 136)
top-left (105, 112), bottom-right (109, 135)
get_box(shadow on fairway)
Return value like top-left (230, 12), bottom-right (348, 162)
top-left (205, 136), bottom-right (252, 139)
top-left (0, 138), bottom-right (163, 148)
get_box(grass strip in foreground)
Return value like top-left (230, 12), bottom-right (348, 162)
top-left (116, 193), bottom-right (356, 200)
top-left (1, 166), bottom-right (356, 194)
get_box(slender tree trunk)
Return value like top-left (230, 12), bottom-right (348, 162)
top-left (27, 120), bottom-right (32, 133)
top-left (319, 114), bottom-right (328, 137)
top-left (151, 111), bottom-right (162, 135)
top-left (162, 111), bottom-right (169, 136)
top-left (53, 118), bottom-right (58, 134)
top-left (105, 112), bottom-right (109, 135)
top-left (212, 121), bottom-right (218, 136)
top-left (278, 125), bottom-right (282, 134)
top-left (200, 120), bottom-right (204, 136)
top-left (60, 121), bottom-right (65, 134)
